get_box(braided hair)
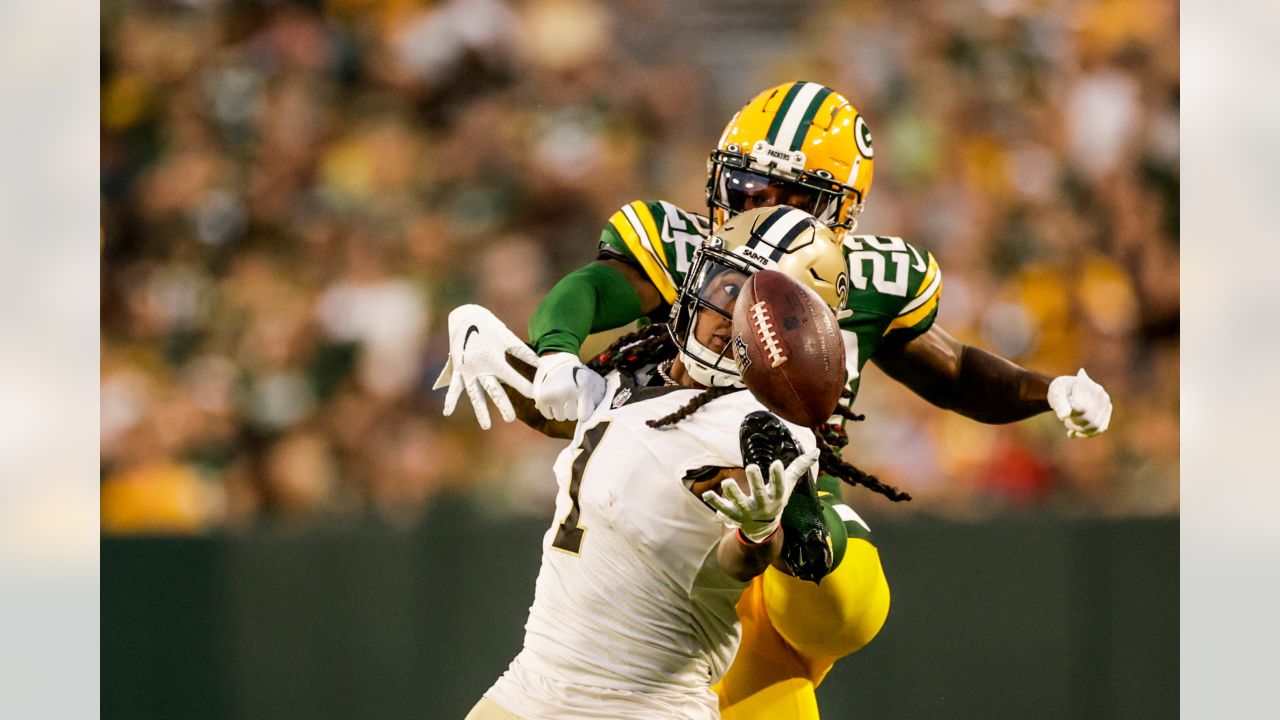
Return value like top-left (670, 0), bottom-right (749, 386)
top-left (813, 432), bottom-right (912, 502)
top-left (585, 322), bottom-right (747, 429)
top-left (817, 387), bottom-right (864, 450)
top-left (588, 322), bottom-right (911, 502)
top-left (586, 322), bottom-right (674, 375)
top-left (811, 386), bottom-right (911, 502)
top-left (647, 386), bottom-right (741, 429)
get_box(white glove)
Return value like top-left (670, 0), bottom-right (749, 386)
top-left (1046, 368), bottom-right (1113, 438)
top-left (433, 304), bottom-right (539, 430)
top-left (532, 351), bottom-right (608, 423)
top-left (701, 448), bottom-right (820, 543)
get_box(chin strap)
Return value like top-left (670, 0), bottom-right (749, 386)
top-left (680, 349), bottom-right (744, 389)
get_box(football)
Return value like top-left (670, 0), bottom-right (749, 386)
top-left (731, 269), bottom-right (847, 428)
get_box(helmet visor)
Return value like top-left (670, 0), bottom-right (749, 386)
top-left (693, 261), bottom-right (751, 317)
top-left (715, 167), bottom-right (841, 224)
top-left (677, 254), bottom-right (753, 368)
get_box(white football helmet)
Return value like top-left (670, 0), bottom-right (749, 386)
top-left (670, 205), bottom-right (850, 388)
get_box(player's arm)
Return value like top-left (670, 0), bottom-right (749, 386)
top-left (444, 203), bottom-right (680, 430)
top-left (528, 258), bottom-right (665, 356)
top-left (506, 393), bottom-right (577, 439)
top-left (855, 238), bottom-right (1111, 435)
top-left (872, 324), bottom-right (1051, 423)
top-left (530, 200), bottom-right (682, 356)
top-left (527, 201), bottom-right (681, 422)
top-left (873, 323), bottom-right (1112, 435)
top-left (503, 353), bottom-right (578, 439)
top-left (520, 257), bottom-right (661, 424)
top-left (699, 450), bottom-right (820, 581)
top-left (690, 468), bottom-right (781, 581)
top-left (717, 523), bottom-right (783, 582)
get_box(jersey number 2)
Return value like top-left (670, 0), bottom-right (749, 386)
top-left (845, 235), bottom-right (911, 297)
top-left (551, 421), bottom-right (611, 554)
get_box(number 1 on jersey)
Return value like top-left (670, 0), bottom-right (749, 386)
top-left (551, 421), bottom-right (611, 554)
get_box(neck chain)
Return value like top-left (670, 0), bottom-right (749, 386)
top-left (656, 359), bottom-right (678, 387)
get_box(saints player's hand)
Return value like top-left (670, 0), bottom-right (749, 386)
top-left (702, 448), bottom-right (820, 543)
top-left (1046, 368), bottom-right (1113, 438)
top-left (533, 352), bottom-right (608, 423)
top-left (434, 304), bottom-right (540, 430)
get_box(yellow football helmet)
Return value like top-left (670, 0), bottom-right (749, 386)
top-left (670, 205), bottom-right (850, 387)
top-left (707, 81), bottom-right (875, 232)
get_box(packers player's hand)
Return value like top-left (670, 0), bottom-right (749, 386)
top-left (533, 352), bottom-right (608, 423)
top-left (434, 304), bottom-right (539, 430)
top-left (702, 448), bottom-right (820, 543)
top-left (1047, 368), bottom-right (1113, 438)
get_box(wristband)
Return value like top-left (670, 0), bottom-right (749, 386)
top-left (736, 527), bottom-right (779, 547)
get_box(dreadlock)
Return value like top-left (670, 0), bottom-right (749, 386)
top-left (817, 386), bottom-right (865, 450)
top-left (831, 388), bottom-right (866, 422)
top-left (810, 386), bottom-right (908, 501)
top-left (588, 323), bottom-right (906, 501)
top-left (587, 322), bottom-right (674, 375)
top-left (647, 386), bottom-right (742, 429)
top-left (585, 322), bottom-right (746, 430)
top-left (812, 432), bottom-right (912, 503)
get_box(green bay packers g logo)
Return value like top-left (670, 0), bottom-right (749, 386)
top-left (854, 116), bottom-right (873, 159)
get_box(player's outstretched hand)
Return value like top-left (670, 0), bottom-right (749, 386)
top-left (1047, 368), bottom-right (1113, 438)
top-left (702, 448), bottom-right (820, 543)
top-left (434, 304), bottom-right (540, 430)
top-left (532, 352), bottom-right (608, 423)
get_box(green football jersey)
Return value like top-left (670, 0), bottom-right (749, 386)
top-left (598, 200), bottom-right (710, 304)
top-left (835, 233), bottom-right (942, 400)
top-left (598, 200), bottom-right (942, 405)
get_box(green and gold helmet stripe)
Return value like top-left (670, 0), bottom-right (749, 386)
top-left (609, 202), bottom-right (678, 303)
top-left (793, 87), bottom-right (837, 150)
top-left (767, 81), bottom-right (834, 152)
top-left (765, 82), bottom-right (804, 144)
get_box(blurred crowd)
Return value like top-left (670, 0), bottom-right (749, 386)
top-left (100, 0), bottom-right (1179, 533)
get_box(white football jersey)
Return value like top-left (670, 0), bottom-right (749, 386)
top-left (486, 370), bottom-right (816, 720)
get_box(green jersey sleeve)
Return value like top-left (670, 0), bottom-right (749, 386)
top-left (597, 200), bottom-right (708, 305)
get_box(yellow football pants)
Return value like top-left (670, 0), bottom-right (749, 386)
top-left (712, 537), bottom-right (891, 720)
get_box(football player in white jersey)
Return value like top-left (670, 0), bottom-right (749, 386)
top-left (454, 208), bottom-right (887, 719)
top-left (443, 81), bottom-right (1114, 720)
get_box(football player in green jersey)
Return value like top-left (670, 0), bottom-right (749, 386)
top-left (439, 81), bottom-right (1112, 720)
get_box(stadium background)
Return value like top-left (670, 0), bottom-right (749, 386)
top-left (100, 0), bottom-right (1179, 717)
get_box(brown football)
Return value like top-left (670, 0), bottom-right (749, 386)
top-left (730, 269), bottom-right (847, 428)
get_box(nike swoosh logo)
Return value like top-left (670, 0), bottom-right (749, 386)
top-left (462, 325), bottom-right (479, 351)
top-left (572, 367), bottom-right (584, 387)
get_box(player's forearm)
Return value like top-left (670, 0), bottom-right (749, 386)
top-left (508, 390), bottom-right (577, 439)
top-left (528, 261), bottom-right (646, 355)
top-left (875, 325), bottom-right (1051, 424)
top-left (501, 349), bottom-right (577, 438)
top-left (944, 344), bottom-right (1052, 423)
top-left (718, 527), bottom-right (782, 582)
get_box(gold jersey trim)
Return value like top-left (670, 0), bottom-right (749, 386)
top-left (610, 202), bottom-right (678, 303)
